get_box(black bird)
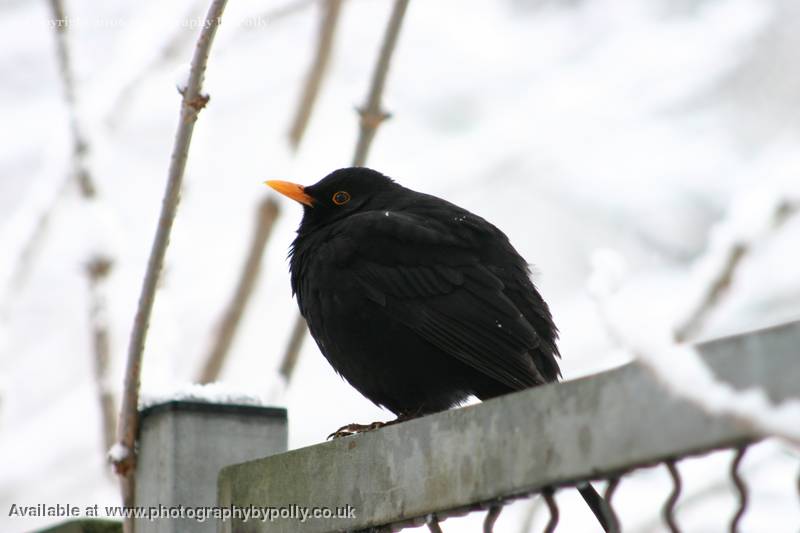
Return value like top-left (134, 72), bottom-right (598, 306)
top-left (267, 167), bottom-right (611, 531)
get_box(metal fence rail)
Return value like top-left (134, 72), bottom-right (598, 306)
top-left (218, 321), bottom-right (800, 533)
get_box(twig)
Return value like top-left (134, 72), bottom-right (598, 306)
top-left (352, 0), bottom-right (409, 166)
top-left (106, 0), bottom-right (324, 130)
top-left (86, 256), bottom-right (117, 457)
top-left (7, 0), bottom-right (98, 294)
top-left (673, 242), bottom-right (746, 343)
top-left (674, 200), bottom-right (798, 343)
top-left (113, 1), bottom-right (229, 527)
top-left (4, 176), bottom-right (72, 296)
top-left (641, 344), bottom-right (800, 446)
top-left (104, 0), bottom-right (206, 130)
top-left (278, 312), bottom-right (309, 381)
top-left (275, 0), bottom-right (411, 392)
top-left (288, 0), bottom-right (343, 150)
top-left (48, 0), bottom-right (121, 471)
top-left (589, 268), bottom-right (800, 447)
top-left (49, 0), bottom-right (96, 198)
top-left (197, 197), bottom-right (280, 383)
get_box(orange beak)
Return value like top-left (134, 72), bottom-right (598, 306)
top-left (265, 180), bottom-right (314, 207)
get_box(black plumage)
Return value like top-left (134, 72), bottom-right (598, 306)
top-left (268, 167), bottom-right (610, 531)
top-left (274, 167), bottom-right (559, 416)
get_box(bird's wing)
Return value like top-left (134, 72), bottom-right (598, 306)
top-left (323, 210), bottom-right (552, 390)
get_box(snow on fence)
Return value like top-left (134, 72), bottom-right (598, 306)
top-left (218, 320), bottom-right (800, 533)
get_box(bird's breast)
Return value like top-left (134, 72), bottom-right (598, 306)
top-left (290, 233), bottom-right (366, 315)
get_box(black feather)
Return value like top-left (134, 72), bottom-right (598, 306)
top-left (286, 167), bottom-right (560, 415)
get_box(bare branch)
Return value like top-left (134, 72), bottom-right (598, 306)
top-left (275, 0), bottom-right (411, 392)
top-left (197, 197), bottom-right (281, 384)
top-left (106, 0), bottom-right (325, 130)
top-left (104, 0), bottom-right (206, 130)
top-left (279, 311), bottom-right (309, 381)
top-left (47, 0), bottom-right (122, 474)
top-left (288, 0), bottom-right (343, 150)
top-left (86, 256), bottom-right (117, 458)
top-left (7, 0), bottom-right (99, 295)
top-left (4, 177), bottom-right (71, 296)
top-left (48, 0), bottom-right (96, 198)
top-left (589, 265), bottom-right (800, 447)
top-left (352, 0), bottom-right (409, 166)
top-left (673, 244), bottom-right (745, 343)
top-left (674, 200), bottom-right (798, 343)
top-left (113, 0), bottom-right (230, 524)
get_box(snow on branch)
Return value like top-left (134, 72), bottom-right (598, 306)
top-left (588, 251), bottom-right (800, 447)
top-left (113, 0), bottom-right (230, 523)
top-left (86, 256), bottom-right (117, 458)
top-left (674, 177), bottom-right (799, 342)
top-left (43, 0), bottom-right (130, 474)
top-left (634, 330), bottom-right (799, 445)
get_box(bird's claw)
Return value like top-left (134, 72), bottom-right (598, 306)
top-left (327, 421), bottom-right (388, 440)
top-left (326, 415), bottom-right (415, 440)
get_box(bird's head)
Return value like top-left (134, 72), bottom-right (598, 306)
top-left (266, 167), bottom-right (401, 233)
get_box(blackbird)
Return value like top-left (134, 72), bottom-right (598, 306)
top-left (267, 167), bottom-right (611, 531)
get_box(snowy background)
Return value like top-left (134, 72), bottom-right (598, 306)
top-left (1, 0), bottom-right (799, 531)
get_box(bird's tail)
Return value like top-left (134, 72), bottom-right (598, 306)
top-left (577, 484), bottom-right (615, 532)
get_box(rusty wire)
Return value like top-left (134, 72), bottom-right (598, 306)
top-left (663, 460), bottom-right (682, 533)
top-left (483, 505), bottom-right (502, 533)
top-left (542, 488), bottom-right (559, 533)
top-left (426, 514), bottom-right (444, 533)
top-left (729, 446), bottom-right (749, 533)
top-left (376, 444), bottom-right (791, 533)
top-left (603, 477), bottom-right (622, 533)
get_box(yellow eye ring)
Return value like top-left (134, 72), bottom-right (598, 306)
top-left (332, 191), bottom-right (351, 205)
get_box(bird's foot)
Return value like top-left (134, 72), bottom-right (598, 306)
top-left (327, 421), bottom-right (386, 440)
top-left (327, 416), bottom-right (412, 440)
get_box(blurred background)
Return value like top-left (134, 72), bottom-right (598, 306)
top-left (1, 0), bottom-right (799, 531)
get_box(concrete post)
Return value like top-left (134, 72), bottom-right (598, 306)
top-left (218, 321), bottom-right (800, 533)
top-left (136, 401), bottom-right (287, 533)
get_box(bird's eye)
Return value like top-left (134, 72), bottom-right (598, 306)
top-left (332, 191), bottom-right (351, 205)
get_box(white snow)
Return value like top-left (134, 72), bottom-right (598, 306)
top-left (175, 64), bottom-right (191, 95)
top-left (106, 442), bottom-right (129, 463)
top-left (622, 323), bottom-right (800, 444)
top-left (586, 248), bottom-right (628, 300)
top-left (589, 248), bottom-right (800, 445)
top-left (3, 0), bottom-right (800, 531)
top-left (139, 382), bottom-right (265, 410)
